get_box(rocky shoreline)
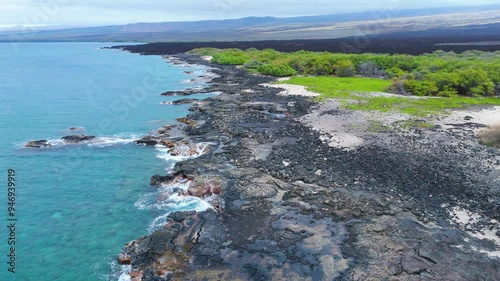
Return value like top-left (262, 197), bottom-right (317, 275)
top-left (117, 53), bottom-right (500, 281)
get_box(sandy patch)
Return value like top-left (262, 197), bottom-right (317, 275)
top-left (262, 82), bottom-right (320, 97)
top-left (437, 106), bottom-right (500, 132)
top-left (201, 56), bottom-right (213, 61)
top-left (300, 99), bottom-right (408, 150)
top-left (351, 91), bottom-right (426, 99)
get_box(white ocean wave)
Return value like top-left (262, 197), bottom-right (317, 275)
top-left (117, 265), bottom-right (131, 281)
top-left (22, 134), bottom-right (140, 149)
top-left (147, 193), bottom-right (213, 233)
top-left (155, 142), bottom-right (212, 161)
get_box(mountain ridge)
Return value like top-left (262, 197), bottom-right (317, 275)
top-left (1, 4), bottom-right (499, 42)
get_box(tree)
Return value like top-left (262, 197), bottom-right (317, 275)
top-left (495, 83), bottom-right (500, 97)
top-left (457, 68), bottom-right (494, 96)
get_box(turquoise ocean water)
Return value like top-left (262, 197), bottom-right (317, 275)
top-left (0, 43), bottom-right (211, 281)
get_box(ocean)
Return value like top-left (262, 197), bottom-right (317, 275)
top-left (0, 42), bottom-right (212, 281)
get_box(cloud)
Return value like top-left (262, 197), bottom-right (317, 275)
top-left (0, 0), bottom-right (498, 26)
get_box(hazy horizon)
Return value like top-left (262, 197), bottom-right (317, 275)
top-left (1, 0), bottom-right (498, 28)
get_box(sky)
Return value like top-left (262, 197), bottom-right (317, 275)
top-left (0, 0), bottom-right (498, 27)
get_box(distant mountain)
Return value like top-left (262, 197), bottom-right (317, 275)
top-left (1, 5), bottom-right (499, 42)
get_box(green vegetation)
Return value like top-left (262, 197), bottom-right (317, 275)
top-left (190, 48), bottom-right (500, 98)
top-left (479, 125), bottom-right (500, 148)
top-left (186, 48), bottom-right (222, 56)
top-left (282, 76), bottom-right (500, 116)
top-left (257, 64), bottom-right (297, 77)
top-left (345, 95), bottom-right (500, 116)
top-left (279, 76), bottom-right (391, 98)
top-left (211, 48), bottom-right (250, 65)
top-left (189, 47), bottom-right (500, 116)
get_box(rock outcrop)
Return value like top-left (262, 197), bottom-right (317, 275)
top-left (25, 140), bottom-right (51, 148)
top-left (117, 54), bottom-right (500, 281)
top-left (61, 135), bottom-right (95, 143)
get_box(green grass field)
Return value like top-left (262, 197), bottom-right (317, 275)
top-left (279, 76), bottom-right (500, 116)
top-left (278, 76), bottom-right (392, 99)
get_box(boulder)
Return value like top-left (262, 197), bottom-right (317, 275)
top-left (130, 270), bottom-right (143, 281)
top-left (176, 117), bottom-right (197, 126)
top-left (135, 136), bottom-right (158, 146)
top-left (160, 140), bottom-right (175, 148)
top-left (117, 254), bottom-right (131, 265)
top-left (401, 254), bottom-right (430, 274)
top-left (188, 177), bottom-right (223, 198)
top-left (157, 125), bottom-right (174, 135)
top-left (189, 185), bottom-right (210, 198)
top-left (25, 140), bottom-right (51, 148)
top-left (150, 174), bottom-right (174, 186)
top-left (62, 135), bottom-right (95, 143)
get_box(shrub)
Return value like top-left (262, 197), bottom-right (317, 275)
top-left (388, 77), bottom-right (410, 95)
top-left (479, 125), bottom-right (500, 148)
top-left (457, 68), bottom-right (494, 97)
top-left (257, 64), bottom-right (297, 77)
top-left (357, 61), bottom-right (385, 77)
top-left (437, 86), bottom-right (458, 97)
top-left (304, 57), bottom-right (334, 75)
top-left (385, 67), bottom-right (405, 78)
top-left (243, 59), bottom-right (263, 69)
top-left (334, 60), bottom-right (356, 77)
top-left (404, 80), bottom-right (438, 96)
top-left (186, 48), bottom-right (221, 56)
top-left (212, 49), bottom-right (250, 65)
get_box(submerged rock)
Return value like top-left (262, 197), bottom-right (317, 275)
top-left (61, 135), bottom-right (95, 143)
top-left (170, 98), bottom-right (200, 105)
top-left (25, 140), bottom-right (51, 148)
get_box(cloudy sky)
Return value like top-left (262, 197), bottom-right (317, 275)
top-left (0, 0), bottom-right (497, 27)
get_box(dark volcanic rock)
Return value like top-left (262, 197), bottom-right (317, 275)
top-left (168, 98), bottom-right (200, 105)
top-left (117, 254), bottom-right (132, 265)
top-left (188, 176), bottom-right (223, 198)
top-left (25, 140), bottom-right (51, 148)
top-left (61, 135), bottom-right (95, 143)
top-left (117, 54), bottom-right (500, 281)
top-left (401, 254), bottom-right (431, 274)
top-left (135, 135), bottom-right (159, 146)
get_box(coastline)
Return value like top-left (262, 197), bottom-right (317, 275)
top-left (117, 53), bottom-right (500, 281)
